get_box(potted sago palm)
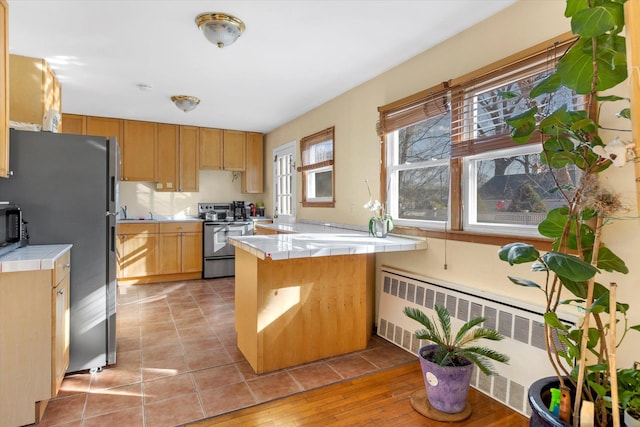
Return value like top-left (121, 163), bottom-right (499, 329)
top-left (403, 305), bottom-right (509, 414)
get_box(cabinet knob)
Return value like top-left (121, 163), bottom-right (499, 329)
top-left (63, 263), bottom-right (70, 269)
top-left (57, 288), bottom-right (64, 295)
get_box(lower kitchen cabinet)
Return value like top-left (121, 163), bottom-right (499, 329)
top-left (52, 251), bottom-right (71, 397)
top-left (0, 246), bottom-right (71, 427)
top-left (157, 222), bottom-right (202, 274)
top-left (116, 223), bottom-right (159, 278)
top-left (117, 221), bottom-right (202, 284)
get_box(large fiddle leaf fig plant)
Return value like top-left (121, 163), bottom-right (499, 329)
top-left (497, 0), bottom-right (639, 426)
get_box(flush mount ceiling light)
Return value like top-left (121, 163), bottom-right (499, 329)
top-left (195, 12), bottom-right (245, 48)
top-left (171, 95), bottom-right (200, 112)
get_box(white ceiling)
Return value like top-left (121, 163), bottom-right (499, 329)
top-left (8, 0), bottom-right (517, 133)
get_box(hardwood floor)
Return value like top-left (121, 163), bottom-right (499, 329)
top-left (189, 362), bottom-right (529, 427)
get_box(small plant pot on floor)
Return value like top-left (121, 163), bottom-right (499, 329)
top-left (528, 377), bottom-right (572, 427)
top-left (418, 344), bottom-right (474, 414)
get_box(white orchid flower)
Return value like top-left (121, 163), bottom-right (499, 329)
top-left (592, 137), bottom-right (634, 167)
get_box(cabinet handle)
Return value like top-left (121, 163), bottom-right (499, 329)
top-left (57, 288), bottom-right (64, 295)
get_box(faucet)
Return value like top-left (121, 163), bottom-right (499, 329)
top-left (121, 205), bottom-right (128, 219)
top-left (148, 211), bottom-right (154, 220)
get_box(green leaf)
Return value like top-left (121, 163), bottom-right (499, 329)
top-left (544, 312), bottom-right (570, 331)
top-left (595, 94), bottom-right (627, 103)
top-left (565, 0), bottom-right (588, 18)
top-left (617, 108), bottom-right (631, 119)
top-left (630, 325), bottom-right (640, 333)
top-left (498, 90), bottom-right (519, 99)
top-left (538, 207), bottom-right (569, 239)
top-left (558, 35), bottom-right (627, 93)
top-left (560, 278), bottom-right (588, 299)
top-left (542, 251), bottom-right (599, 281)
top-left (530, 72), bottom-right (562, 98)
top-left (571, 4), bottom-right (624, 38)
top-left (543, 137), bottom-right (577, 168)
top-left (570, 118), bottom-right (597, 133)
top-left (539, 105), bottom-right (570, 135)
top-left (506, 107), bottom-right (537, 143)
top-left (507, 276), bottom-right (542, 289)
top-left (498, 243), bottom-right (540, 265)
top-left (596, 246), bottom-right (629, 273)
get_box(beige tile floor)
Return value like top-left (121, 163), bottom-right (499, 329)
top-left (37, 278), bottom-right (415, 427)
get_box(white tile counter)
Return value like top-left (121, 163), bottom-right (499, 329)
top-left (117, 215), bottom-right (203, 224)
top-left (229, 229), bottom-right (427, 260)
top-left (0, 244), bottom-right (73, 273)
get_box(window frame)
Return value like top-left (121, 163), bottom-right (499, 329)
top-left (298, 126), bottom-right (335, 208)
top-left (463, 143), bottom-right (548, 237)
top-left (385, 105), bottom-right (452, 230)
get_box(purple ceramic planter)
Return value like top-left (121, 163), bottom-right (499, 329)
top-left (418, 344), bottom-right (474, 414)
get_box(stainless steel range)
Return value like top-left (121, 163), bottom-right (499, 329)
top-left (198, 203), bottom-right (253, 278)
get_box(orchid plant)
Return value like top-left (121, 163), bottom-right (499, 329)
top-left (364, 178), bottom-right (393, 237)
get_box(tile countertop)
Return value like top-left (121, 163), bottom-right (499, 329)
top-left (229, 228), bottom-right (427, 261)
top-left (0, 244), bottom-right (73, 273)
top-left (117, 215), bottom-right (204, 223)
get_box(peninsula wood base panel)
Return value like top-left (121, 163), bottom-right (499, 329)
top-left (234, 249), bottom-right (375, 374)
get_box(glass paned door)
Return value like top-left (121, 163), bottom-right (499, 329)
top-left (273, 141), bottom-right (296, 223)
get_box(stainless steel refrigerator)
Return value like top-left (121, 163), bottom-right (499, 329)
top-left (0, 129), bottom-right (118, 372)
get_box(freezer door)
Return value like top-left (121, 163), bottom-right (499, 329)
top-left (106, 136), bottom-right (119, 365)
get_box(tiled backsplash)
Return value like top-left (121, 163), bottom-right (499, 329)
top-left (376, 266), bottom-right (580, 416)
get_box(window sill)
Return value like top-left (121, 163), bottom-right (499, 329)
top-left (391, 225), bottom-right (553, 251)
top-left (302, 201), bottom-right (335, 208)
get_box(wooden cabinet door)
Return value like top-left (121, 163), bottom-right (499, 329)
top-left (158, 232), bottom-right (181, 274)
top-left (179, 126), bottom-right (199, 191)
top-left (199, 127), bottom-right (222, 169)
top-left (119, 233), bottom-right (158, 277)
top-left (122, 120), bottom-right (157, 182)
top-left (242, 132), bottom-right (264, 193)
top-left (181, 232), bottom-right (203, 273)
top-left (61, 114), bottom-right (86, 135)
top-left (223, 129), bottom-right (246, 171)
top-left (86, 116), bottom-right (123, 141)
top-left (156, 123), bottom-right (178, 191)
top-left (52, 272), bottom-right (69, 396)
top-left (0, 0), bottom-right (9, 179)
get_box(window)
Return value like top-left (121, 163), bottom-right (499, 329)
top-left (273, 141), bottom-right (297, 223)
top-left (298, 127), bottom-right (334, 207)
top-left (380, 33), bottom-right (582, 238)
top-left (383, 85), bottom-right (451, 228)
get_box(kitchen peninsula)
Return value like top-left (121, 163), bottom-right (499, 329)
top-left (228, 227), bottom-right (427, 374)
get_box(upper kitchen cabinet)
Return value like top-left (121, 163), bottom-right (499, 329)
top-left (179, 126), bottom-right (199, 192)
top-left (122, 120), bottom-right (157, 182)
top-left (199, 127), bottom-right (223, 169)
top-left (156, 124), bottom-right (199, 192)
top-left (0, 0), bottom-right (8, 179)
top-left (199, 128), bottom-right (247, 172)
top-left (86, 116), bottom-right (123, 142)
top-left (9, 54), bottom-right (61, 125)
top-left (61, 113), bottom-right (86, 135)
top-left (156, 123), bottom-right (179, 191)
top-left (223, 129), bottom-right (246, 171)
top-left (242, 132), bottom-right (264, 193)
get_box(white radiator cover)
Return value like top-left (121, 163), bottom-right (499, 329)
top-left (376, 265), bottom-right (580, 416)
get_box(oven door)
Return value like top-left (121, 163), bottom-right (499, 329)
top-left (204, 223), bottom-right (249, 258)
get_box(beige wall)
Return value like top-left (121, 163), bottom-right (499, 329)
top-left (264, 0), bottom-right (640, 367)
